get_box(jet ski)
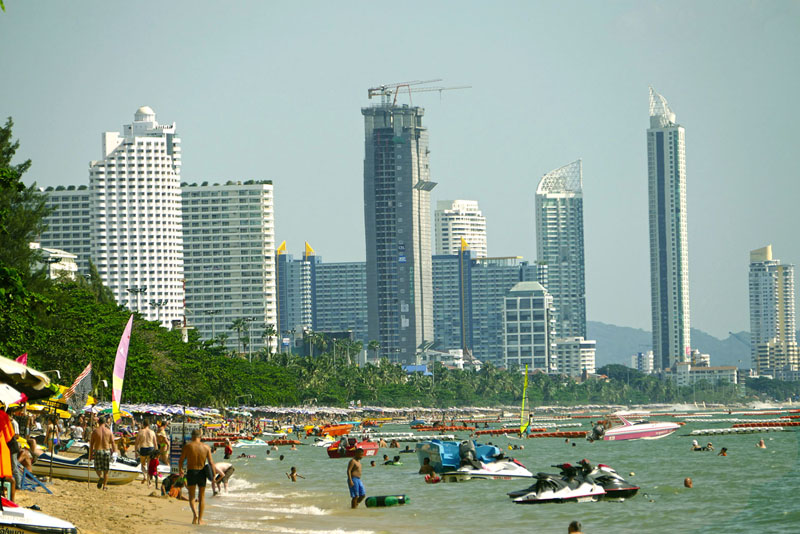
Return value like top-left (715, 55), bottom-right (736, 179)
top-left (510, 463), bottom-right (605, 504)
top-left (576, 459), bottom-right (639, 500)
top-left (0, 497), bottom-right (78, 533)
top-left (417, 439), bottom-right (533, 482)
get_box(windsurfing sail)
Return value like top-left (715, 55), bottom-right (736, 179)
top-left (520, 364), bottom-right (529, 434)
top-left (63, 363), bottom-right (92, 412)
top-left (112, 315), bottom-right (134, 423)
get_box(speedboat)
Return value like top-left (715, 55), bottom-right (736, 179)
top-left (416, 439), bottom-right (533, 482)
top-left (327, 438), bottom-right (380, 459)
top-left (576, 459), bottom-right (639, 500)
top-left (0, 497), bottom-right (77, 533)
top-left (587, 415), bottom-right (679, 442)
top-left (32, 452), bottom-right (141, 485)
top-left (509, 464), bottom-right (605, 504)
top-left (313, 436), bottom-right (336, 447)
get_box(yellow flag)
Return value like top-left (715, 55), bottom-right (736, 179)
top-left (276, 241), bottom-right (286, 255)
top-left (305, 241), bottom-right (315, 256)
top-left (460, 238), bottom-right (469, 251)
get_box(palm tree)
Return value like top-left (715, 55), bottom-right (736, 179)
top-left (262, 323), bottom-right (277, 359)
top-left (229, 318), bottom-right (249, 355)
top-left (368, 340), bottom-right (380, 362)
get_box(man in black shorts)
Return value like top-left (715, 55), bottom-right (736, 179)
top-left (179, 429), bottom-right (215, 525)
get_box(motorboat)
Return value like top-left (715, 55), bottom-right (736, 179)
top-left (587, 415), bottom-right (679, 442)
top-left (416, 439), bottom-right (533, 482)
top-left (313, 436), bottom-right (336, 447)
top-left (0, 497), bottom-right (77, 533)
top-left (32, 452), bottom-right (141, 485)
top-left (509, 464), bottom-right (605, 504)
top-left (576, 459), bottom-right (639, 500)
top-left (326, 437), bottom-right (380, 459)
top-left (307, 424), bottom-right (352, 437)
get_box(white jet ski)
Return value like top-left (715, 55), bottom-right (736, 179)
top-left (0, 497), bottom-right (78, 533)
top-left (510, 463), bottom-right (606, 504)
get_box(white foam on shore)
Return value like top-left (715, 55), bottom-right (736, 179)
top-left (266, 504), bottom-right (330, 516)
top-left (269, 528), bottom-right (375, 534)
top-left (227, 477), bottom-right (258, 491)
top-left (219, 491), bottom-right (288, 501)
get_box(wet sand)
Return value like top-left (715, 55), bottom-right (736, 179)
top-left (14, 477), bottom-right (196, 534)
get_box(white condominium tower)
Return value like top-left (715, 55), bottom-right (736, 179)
top-left (182, 181), bottom-right (277, 353)
top-left (89, 106), bottom-right (185, 327)
top-left (435, 200), bottom-right (488, 258)
top-left (647, 87), bottom-right (690, 370)
top-left (535, 160), bottom-right (587, 339)
top-left (749, 245), bottom-right (798, 374)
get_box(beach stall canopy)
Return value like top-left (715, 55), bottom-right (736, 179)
top-left (0, 355), bottom-right (54, 402)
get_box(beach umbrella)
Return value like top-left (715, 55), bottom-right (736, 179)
top-left (0, 355), bottom-right (53, 401)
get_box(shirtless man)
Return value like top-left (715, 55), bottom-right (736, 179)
top-left (212, 461), bottom-right (235, 495)
top-left (179, 429), bottom-right (216, 525)
top-left (347, 448), bottom-right (365, 509)
top-left (88, 416), bottom-right (115, 490)
top-left (134, 420), bottom-right (158, 485)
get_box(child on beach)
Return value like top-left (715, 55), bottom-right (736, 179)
top-left (286, 466), bottom-right (305, 482)
top-left (148, 455), bottom-right (160, 489)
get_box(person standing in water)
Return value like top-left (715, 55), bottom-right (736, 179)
top-left (347, 448), bottom-right (365, 508)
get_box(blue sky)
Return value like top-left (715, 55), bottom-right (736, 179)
top-left (2, 1), bottom-right (798, 338)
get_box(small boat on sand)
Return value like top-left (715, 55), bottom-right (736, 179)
top-left (32, 452), bottom-right (141, 485)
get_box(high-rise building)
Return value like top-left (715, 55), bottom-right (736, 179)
top-left (631, 351), bottom-right (655, 374)
top-left (276, 242), bottom-right (316, 339)
top-left (535, 160), bottom-right (586, 339)
top-left (647, 87), bottom-right (691, 370)
top-left (39, 187), bottom-right (92, 274)
top-left (435, 200), bottom-right (488, 258)
top-left (181, 181), bottom-right (277, 352)
top-left (553, 337), bottom-right (596, 376)
top-left (503, 281), bottom-right (556, 372)
top-left (432, 253), bottom-right (545, 366)
top-left (89, 107), bottom-right (185, 327)
top-left (363, 103), bottom-right (434, 363)
top-left (749, 245), bottom-right (798, 375)
top-left (315, 261), bottom-right (369, 343)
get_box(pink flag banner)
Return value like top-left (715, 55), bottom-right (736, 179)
top-left (112, 315), bottom-right (133, 423)
top-left (15, 354), bottom-right (27, 365)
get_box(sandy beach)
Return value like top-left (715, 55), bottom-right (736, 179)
top-left (14, 477), bottom-right (196, 534)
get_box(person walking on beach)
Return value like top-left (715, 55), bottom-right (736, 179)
top-left (89, 416), bottom-right (115, 490)
top-left (347, 448), bottom-right (365, 508)
top-left (134, 420), bottom-right (157, 485)
top-left (179, 428), bottom-right (216, 525)
top-left (157, 421), bottom-right (170, 463)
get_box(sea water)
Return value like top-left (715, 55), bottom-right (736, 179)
top-left (196, 420), bottom-right (800, 534)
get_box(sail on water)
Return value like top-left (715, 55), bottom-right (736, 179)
top-left (112, 315), bottom-right (134, 423)
top-left (520, 364), bottom-right (529, 435)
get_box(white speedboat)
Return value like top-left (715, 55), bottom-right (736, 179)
top-left (0, 497), bottom-right (77, 533)
top-left (587, 415), bottom-right (680, 442)
top-left (440, 458), bottom-right (534, 482)
top-left (32, 452), bottom-right (141, 485)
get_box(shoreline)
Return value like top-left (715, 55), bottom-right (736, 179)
top-left (14, 477), bottom-right (195, 534)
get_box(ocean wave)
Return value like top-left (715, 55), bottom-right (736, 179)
top-left (227, 478), bottom-right (258, 491)
top-left (266, 504), bottom-right (330, 516)
top-left (222, 491), bottom-right (288, 501)
top-left (269, 528), bottom-right (375, 534)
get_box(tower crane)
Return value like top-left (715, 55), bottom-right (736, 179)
top-left (368, 79), bottom-right (471, 106)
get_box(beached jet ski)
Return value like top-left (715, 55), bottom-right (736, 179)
top-left (416, 439), bottom-right (533, 482)
top-left (576, 459), bottom-right (639, 500)
top-left (0, 497), bottom-right (77, 533)
top-left (510, 463), bottom-right (605, 504)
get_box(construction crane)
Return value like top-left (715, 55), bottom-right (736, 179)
top-left (368, 79), bottom-right (471, 106)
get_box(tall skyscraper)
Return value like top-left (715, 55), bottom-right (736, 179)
top-left (749, 245), bottom-right (798, 375)
top-left (182, 181), bottom-right (277, 352)
top-left (435, 200), bottom-right (488, 257)
top-left (647, 87), bottom-right (691, 370)
top-left (276, 242), bottom-right (316, 338)
top-left (315, 261), bottom-right (369, 343)
top-left (535, 160), bottom-right (586, 339)
top-left (503, 281), bottom-right (556, 372)
top-left (363, 103), bottom-right (435, 363)
top-left (89, 107), bottom-right (185, 327)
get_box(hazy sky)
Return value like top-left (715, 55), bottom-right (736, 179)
top-left (2, 1), bottom-right (798, 339)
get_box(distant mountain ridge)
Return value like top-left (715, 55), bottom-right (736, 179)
top-left (587, 321), bottom-right (800, 369)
